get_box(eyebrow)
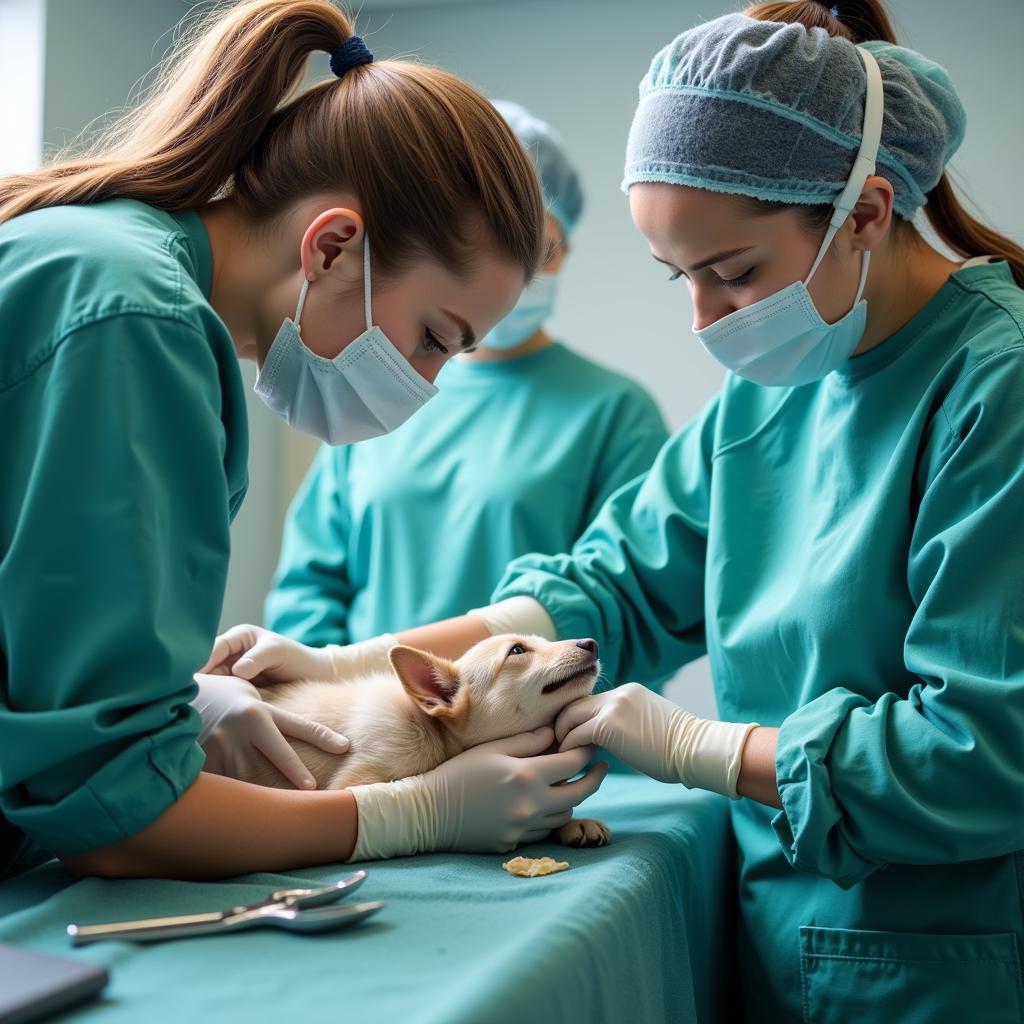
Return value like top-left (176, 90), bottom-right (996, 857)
top-left (441, 308), bottom-right (476, 351)
top-left (653, 246), bottom-right (754, 273)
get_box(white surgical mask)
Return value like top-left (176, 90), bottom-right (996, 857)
top-left (254, 236), bottom-right (438, 444)
top-left (479, 272), bottom-right (557, 351)
top-left (693, 46), bottom-right (884, 388)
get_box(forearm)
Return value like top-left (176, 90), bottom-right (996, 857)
top-left (396, 614), bottom-right (490, 661)
top-left (59, 771), bottom-right (357, 880)
top-left (736, 726), bottom-right (781, 809)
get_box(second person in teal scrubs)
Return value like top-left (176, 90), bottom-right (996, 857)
top-left (264, 101), bottom-right (668, 648)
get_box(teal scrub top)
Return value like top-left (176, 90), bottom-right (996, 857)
top-left (265, 343), bottom-right (668, 643)
top-left (0, 199), bottom-right (248, 878)
top-left (494, 261), bottom-right (1024, 1021)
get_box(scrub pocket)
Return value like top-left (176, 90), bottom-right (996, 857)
top-left (799, 926), bottom-right (1023, 1024)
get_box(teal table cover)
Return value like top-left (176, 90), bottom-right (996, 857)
top-left (0, 776), bottom-right (733, 1024)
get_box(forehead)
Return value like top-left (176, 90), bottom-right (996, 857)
top-left (628, 182), bottom-right (793, 262)
top-left (467, 634), bottom-right (544, 664)
top-left (394, 252), bottom-right (524, 325)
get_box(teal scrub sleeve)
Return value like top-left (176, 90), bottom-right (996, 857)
top-left (0, 315), bottom-right (233, 855)
top-left (493, 397), bottom-right (719, 685)
top-left (774, 349), bottom-right (1024, 889)
top-left (580, 388), bottom-right (670, 528)
top-left (264, 445), bottom-right (356, 646)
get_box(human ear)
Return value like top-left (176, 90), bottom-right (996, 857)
top-left (300, 207), bottom-right (366, 278)
top-left (849, 175), bottom-right (894, 252)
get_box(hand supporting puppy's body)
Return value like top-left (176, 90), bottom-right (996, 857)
top-left (255, 635), bottom-right (612, 850)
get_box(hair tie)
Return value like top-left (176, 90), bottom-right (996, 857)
top-left (330, 36), bottom-right (374, 78)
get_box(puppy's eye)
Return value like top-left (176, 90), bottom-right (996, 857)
top-left (508, 644), bottom-right (527, 656)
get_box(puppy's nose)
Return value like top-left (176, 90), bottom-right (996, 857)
top-left (576, 639), bottom-right (598, 656)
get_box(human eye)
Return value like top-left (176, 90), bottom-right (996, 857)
top-left (424, 328), bottom-right (449, 354)
top-left (717, 269), bottom-right (753, 289)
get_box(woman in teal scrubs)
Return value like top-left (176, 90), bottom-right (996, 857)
top-left (0, 0), bottom-right (607, 880)
top-left (215, 2), bottom-right (1024, 1017)
top-left (263, 100), bottom-right (667, 652)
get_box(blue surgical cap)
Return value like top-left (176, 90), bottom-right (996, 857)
top-left (623, 13), bottom-right (966, 219)
top-left (493, 99), bottom-right (584, 237)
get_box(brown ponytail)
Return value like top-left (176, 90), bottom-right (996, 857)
top-left (743, 1), bottom-right (897, 43)
top-left (0, 0), bottom-right (544, 281)
top-left (745, 0), bottom-right (1024, 287)
top-left (920, 171), bottom-right (1024, 288)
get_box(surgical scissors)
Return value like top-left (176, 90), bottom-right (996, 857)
top-left (68, 870), bottom-right (381, 945)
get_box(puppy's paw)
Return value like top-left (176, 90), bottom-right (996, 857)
top-left (557, 817), bottom-right (611, 848)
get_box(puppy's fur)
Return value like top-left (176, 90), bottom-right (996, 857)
top-left (254, 634), bottom-right (611, 848)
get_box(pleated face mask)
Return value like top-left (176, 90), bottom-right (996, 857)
top-left (255, 236), bottom-right (438, 445)
top-left (693, 47), bottom-right (883, 388)
top-left (479, 272), bottom-right (557, 351)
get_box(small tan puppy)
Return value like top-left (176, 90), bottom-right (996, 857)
top-left (254, 634), bottom-right (611, 848)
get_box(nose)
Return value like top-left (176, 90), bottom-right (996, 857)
top-left (691, 287), bottom-right (736, 332)
top-left (576, 639), bottom-right (598, 656)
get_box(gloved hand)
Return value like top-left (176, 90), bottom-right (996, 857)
top-left (193, 672), bottom-right (349, 789)
top-left (347, 727), bottom-right (608, 860)
top-left (200, 624), bottom-right (396, 685)
top-left (555, 683), bottom-right (758, 799)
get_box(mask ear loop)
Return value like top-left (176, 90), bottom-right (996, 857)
top-left (294, 230), bottom-right (372, 336)
top-left (804, 46), bottom-right (884, 287)
top-left (293, 276), bottom-right (312, 334)
top-left (363, 235), bottom-right (373, 332)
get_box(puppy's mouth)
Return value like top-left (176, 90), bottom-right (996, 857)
top-left (542, 663), bottom-right (598, 696)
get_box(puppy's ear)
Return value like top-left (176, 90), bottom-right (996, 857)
top-left (389, 646), bottom-right (461, 717)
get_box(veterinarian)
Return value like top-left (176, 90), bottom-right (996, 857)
top-left (211, 2), bottom-right (1024, 1017)
top-left (0, 0), bottom-right (608, 882)
top-left (262, 100), bottom-right (667, 661)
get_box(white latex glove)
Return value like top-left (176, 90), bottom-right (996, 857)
top-left (347, 727), bottom-right (609, 860)
top-left (555, 683), bottom-right (758, 799)
top-left (200, 624), bottom-right (396, 685)
top-left (320, 632), bottom-right (397, 681)
top-left (193, 672), bottom-right (349, 789)
top-left (468, 596), bottom-right (557, 641)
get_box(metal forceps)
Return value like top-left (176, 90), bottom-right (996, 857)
top-left (67, 870), bottom-right (382, 945)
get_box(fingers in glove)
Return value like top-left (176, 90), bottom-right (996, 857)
top-left (249, 724), bottom-right (318, 790)
top-left (554, 693), bottom-right (602, 744)
top-left (480, 726), bottom-right (555, 759)
top-left (542, 760), bottom-right (609, 813)
top-left (557, 717), bottom-right (601, 754)
top-left (270, 707), bottom-right (350, 754)
top-left (531, 744), bottom-right (599, 785)
top-left (541, 809), bottom-right (574, 830)
top-left (230, 637), bottom-right (283, 682)
top-left (199, 624), bottom-right (262, 675)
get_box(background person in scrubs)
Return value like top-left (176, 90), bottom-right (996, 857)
top-left (262, 100), bottom-right (668, 654)
top-left (0, 0), bottom-right (606, 881)
top-left (212, 2), bottom-right (1024, 1018)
